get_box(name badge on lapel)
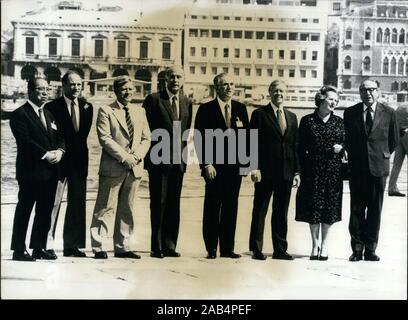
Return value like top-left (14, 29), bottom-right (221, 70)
top-left (51, 121), bottom-right (58, 130)
top-left (235, 117), bottom-right (243, 128)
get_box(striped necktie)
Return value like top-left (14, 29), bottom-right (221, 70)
top-left (123, 105), bottom-right (134, 145)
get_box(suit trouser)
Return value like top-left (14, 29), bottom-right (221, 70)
top-left (388, 133), bottom-right (408, 191)
top-left (249, 178), bottom-right (292, 254)
top-left (202, 169), bottom-right (242, 254)
top-left (11, 177), bottom-right (58, 251)
top-left (148, 166), bottom-right (184, 253)
top-left (90, 171), bottom-right (141, 253)
top-left (46, 169), bottom-right (87, 250)
top-left (349, 172), bottom-right (386, 253)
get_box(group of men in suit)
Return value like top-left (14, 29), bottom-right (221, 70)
top-left (9, 69), bottom-right (398, 262)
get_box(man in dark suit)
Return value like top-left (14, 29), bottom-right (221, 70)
top-left (344, 80), bottom-right (398, 262)
top-left (194, 73), bottom-right (249, 259)
top-left (142, 66), bottom-right (192, 258)
top-left (10, 77), bottom-right (65, 261)
top-left (249, 80), bottom-right (300, 261)
top-left (45, 70), bottom-right (93, 258)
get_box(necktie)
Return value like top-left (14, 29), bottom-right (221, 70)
top-left (225, 104), bottom-right (231, 128)
top-left (124, 106), bottom-right (134, 145)
top-left (71, 101), bottom-right (79, 132)
top-left (276, 108), bottom-right (286, 134)
top-left (171, 96), bottom-right (178, 120)
top-left (38, 107), bottom-right (47, 129)
top-left (366, 107), bottom-right (373, 134)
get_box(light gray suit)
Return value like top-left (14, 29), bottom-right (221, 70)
top-left (90, 100), bottom-right (151, 253)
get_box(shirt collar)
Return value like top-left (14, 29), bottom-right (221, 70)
top-left (166, 87), bottom-right (179, 102)
top-left (217, 96), bottom-right (231, 108)
top-left (364, 101), bottom-right (377, 112)
top-left (116, 100), bottom-right (127, 109)
top-left (27, 99), bottom-right (44, 111)
top-left (63, 95), bottom-right (78, 107)
top-left (270, 102), bottom-right (283, 113)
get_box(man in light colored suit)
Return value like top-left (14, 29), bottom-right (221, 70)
top-left (90, 76), bottom-right (151, 259)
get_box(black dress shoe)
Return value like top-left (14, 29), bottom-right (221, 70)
top-left (252, 251), bottom-right (267, 260)
top-left (349, 252), bottom-right (363, 262)
top-left (272, 252), bottom-right (294, 260)
top-left (310, 247), bottom-right (320, 260)
top-left (220, 252), bottom-right (241, 259)
top-left (63, 248), bottom-right (86, 257)
top-left (163, 250), bottom-right (181, 257)
top-left (32, 249), bottom-right (57, 260)
top-left (150, 251), bottom-right (164, 258)
top-left (12, 250), bottom-right (36, 262)
top-left (46, 249), bottom-right (57, 257)
top-left (364, 252), bottom-right (380, 261)
top-left (318, 255), bottom-right (328, 261)
top-left (94, 251), bottom-right (108, 259)
top-left (388, 190), bottom-right (406, 197)
top-left (114, 251), bottom-right (141, 259)
top-left (206, 250), bottom-right (216, 259)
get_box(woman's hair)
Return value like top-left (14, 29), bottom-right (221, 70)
top-left (314, 85), bottom-right (338, 107)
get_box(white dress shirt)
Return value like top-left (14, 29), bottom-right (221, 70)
top-left (363, 101), bottom-right (377, 122)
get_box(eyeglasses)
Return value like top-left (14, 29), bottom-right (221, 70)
top-left (360, 87), bottom-right (377, 93)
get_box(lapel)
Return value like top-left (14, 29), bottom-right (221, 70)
top-left (264, 104), bottom-right (284, 137)
top-left (371, 102), bottom-right (384, 134)
top-left (178, 94), bottom-right (188, 125)
top-left (58, 97), bottom-right (77, 133)
top-left (77, 99), bottom-right (88, 134)
top-left (111, 100), bottom-right (130, 137)
top-left (25, 103), bottom-right (50, 138)
top-left (160, 90), bottom-right (177, 121)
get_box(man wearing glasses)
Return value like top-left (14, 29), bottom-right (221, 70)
top-left (344, 80), bottom-right (399, 262)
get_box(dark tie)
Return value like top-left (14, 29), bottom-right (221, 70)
top-left (276, 108), bottom-right (286, 134)
top-left (71, 101), bottom-right (79, 132)
top-left (171, 96), bottom-right (178, 120)
top-left (366, 106), bottom-right (373, 134)
top-left (225, 104), bottom-right (231, 128)
top-left (38, 107), bottom-right (47, 129)
top-left (123, 106), bottom-right (134, 145)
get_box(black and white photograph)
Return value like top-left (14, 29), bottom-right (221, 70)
top-left (1, 0), bottom-right (407, 303)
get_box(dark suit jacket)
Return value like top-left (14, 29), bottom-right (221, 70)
top-left (250, 103), bottom-right (299, 182)
top-left (45, 96), bottom-right (93, 177)
top-left (142, 90), bottom-right (192, 172)
top-left (10, 102), bottom-right (65, 181)
top-left (344, 102), bottom-right (398, 178)
top-left (194, 98), bottom-right (249, 174)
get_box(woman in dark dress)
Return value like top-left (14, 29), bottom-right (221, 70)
top-left (296, 86), bottom-right (345, 261)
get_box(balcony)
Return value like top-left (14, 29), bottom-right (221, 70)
top-left (363, 39), bottom-right (371, 47)
top-left (344, 38), bottom-right (352, 47)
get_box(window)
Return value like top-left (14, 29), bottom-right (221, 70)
top-left (246, 49), bottom-right (251, 58)
top-left (289, 69), bottom-right (295, 77)
top-left (162, 42), bottom-right (171, 59)
top-left (235, 17), bottom-right (241, 21)
top-left (234, 48), bottom-right (240, 58)
top-left (365, 27), bottom-right (371, 40)
top-left (201, 66), bottom-right (206, 75)
top-left (278, 32), bottom-right (287, 40)
top-left (244, 31), bottom-right (253, 39)
top-left (344, 56), bottom-right (351, 69)
top-left (256, 68), bottom-right (262, 77)
top-left (268, 50), bottom-right (273, 59)
top-left (300, 33), bottom-right (309, 41)
top-left (268, 18), bottom-right (274, 22)
top-left (223, 48), bottom-right (229, 58)
top-left (201, 29), bottom-right (209, 37)
top-left (234, 67), bottom-right (240, 76)
top-left (392, 28), bottom-right (398, 43)
top-left (313, 19), bottom-right (319, 23)
top-left (279, 50), bottom-right (284, 59)
top-left (213, 16), bottom-right (219, 20)
top-left (212, 30), bottom-right (220, 38)
top-left (267, 69), bottom-right (273, 77)
top-left (212, 67), bottom-right (217, 75)
top-left (401, 82), bottom-right (408, 91)
top-left (289, 33), bottom-right (298, 41)
top-left (376, 28), bottom-right (383, 43)
top-left (345, 27), bottom-right (352, 40)
top-left (333, 2), bottom-right (341, 11)
top-left (191, 15), bottom-right (197, 19)
top-left (95, 39), bottom-right (103, 57)
top-left (222, 30), bottom-right (231, 38)
top-left (363, 56), bottom-right (371, 71)
top-left (399, 29), bottom-right (405, 44)
top-left (311, 70), bottom-right (317, 78)
top-left (383, 57), bottom-right (389, 74)
top-left (224, 16), bottom-right (230, 20)
top-left (257, 49), bottom-right (262, 59)
top-left (266, 32), bottom-right (275, 40)
top-left (234, 30), bottom-right (242, 39)
top-left (312, 51), bottom-right (318, 61)
top-left (278, 69), bottom-right (284, 77)
top-left (256, 32), bottom-right (265, 40)
top-left (300, 70), bottom-right (306, 78)
top-left (343, 79), bottom-right (351, 89)
top-left (290, 50), bottom-right (295, 60)
top-left (190, 66), bottom-right (195, 74)
top-left (71, 39), bottom-right (80, 57)
top-left (384, 28), bottom-right (390, 43)
top-left (190, 47), bottom-right (196, 57)
top-left (301, 50), bottom-right (306, 60)
top-left (398, 57), bottom-right (404, 75)
top-left (49, 38), bottom-right (57, 56)
top-left (246, 17), bottom-right (252, 21)
top-left (140, 41), bottom-right (148, 59)
top-left (311, 33), bottom-right (320, 41)
top-left (391, 81), bottom-right (399, 91)
top-left (391, 57), bottom-right (397, 74)
top-left (189, 29), bottom-right (198, 37)
top-left (301, 18), bottom-right (308, 23)
top-left (223, 67), bottom-right (228, 73)
top-left (213, 48), bottom-right (218, 57)
top-left (117, 40), bottom-right (126, 58)
top-left (245, 68), bottom-right (251, 76)
top-left (201, 47), bottom-right (207, 57)
top-left (26, 37), bottom-right (34, 54)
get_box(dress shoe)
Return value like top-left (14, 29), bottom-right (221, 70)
top-left (94, 251), bottom-right (108, 259)
top-left (319, 255), bottom-right (328, 261)
top-left (150, 251), bottom-right (164, 258)
top-left (220, 252), bottom-right (241, 259)
top-left (364, 252), bottom-right (380, 261)
top-left (206, 250), bottom-right (216, 259)
top-left (163, 250), bottom-right (181, 257)
top-left (32, 249), bottom-right (57, 260)
top-left (272, 252), bottom-right (294, 260)
top-left (388, 190), bottom-right (406, 197)
top-left (310, 247), bottom-right (320, 260)
top-left (252, 251), bottom-right (267, 260)
top-left (349, 252), bottom-right (363, 262)
top-left (46, 249), bottom-right (57, 257)
top-left (12, 250), bottom-right (36, 262)
top-left (63, 248), bottom-right (86, 257)
top-left (114, 251), bottom-right (141, 259)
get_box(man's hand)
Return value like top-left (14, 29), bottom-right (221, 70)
top-left (251, 170), bottom-right (261, 183)
top-left (204, 165), bottom-right (217, 180)
top-left (45, 151), bottom-right (57, 164)
top-left (293, 174), bottom-right (301, 187)
top-left (123, 154), bottom-right (138, 170)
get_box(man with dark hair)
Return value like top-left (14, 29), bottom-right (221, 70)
top-left (142, 66), bottom-right (192, 258)
top-left (45, 70), bottom-right (93, 258)
top-left (344, 79), bottom-right (399, 262)
top-left (10, 77), bottom-right (65, 261)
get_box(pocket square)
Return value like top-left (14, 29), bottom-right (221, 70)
top-left (51, 122), bottom-right (57, 130)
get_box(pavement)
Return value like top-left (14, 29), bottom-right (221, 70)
top-left (1, 160), bottom-right (407, 300)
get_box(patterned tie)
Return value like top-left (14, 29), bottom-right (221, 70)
top-left (123, 105), bottom-right (134, 145)
top-left (71, 101), bottom-right (79, 132)
top-left (171, 96), bottom-right (178, 120)
top-left (366, 106), bottom-right (373, 134)
top-left (38, 107), bottom-right (47, 129)
top-left (225, 104), bottom-right (231, 128)
top-left (276, 108), bottom-right (286, 134)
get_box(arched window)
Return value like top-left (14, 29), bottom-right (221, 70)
top-left (401, 82), bottom-right (408, 91)
top-left (392, 28), bottom-right (398, 43)
top-left (383, 57), bottom-right (389, 74)
top-left (345, 27), bottom-right (352, 40)
top-left (343, 79), bottom-right (351, 89)
top-left (376, 28), bottom-right (383, 43)
top-left (406, 59), bottom-right (408, 75)
top-left (384, 28), bottom-right (390, 43)
top-left (363, 56), bottom-right (371, 71)
top-left (398, 57), bottom-right (404, 75)
top-left (344, 56), bottom-right (351, 69)
top-left (391, 57), bottom-right (397, 74)
top-left (391, 81), bottom-right (399, 91)
top-left (399, 29), bottom-right (405, 44)
top-left (365, 27), bottom-right (371, 40)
